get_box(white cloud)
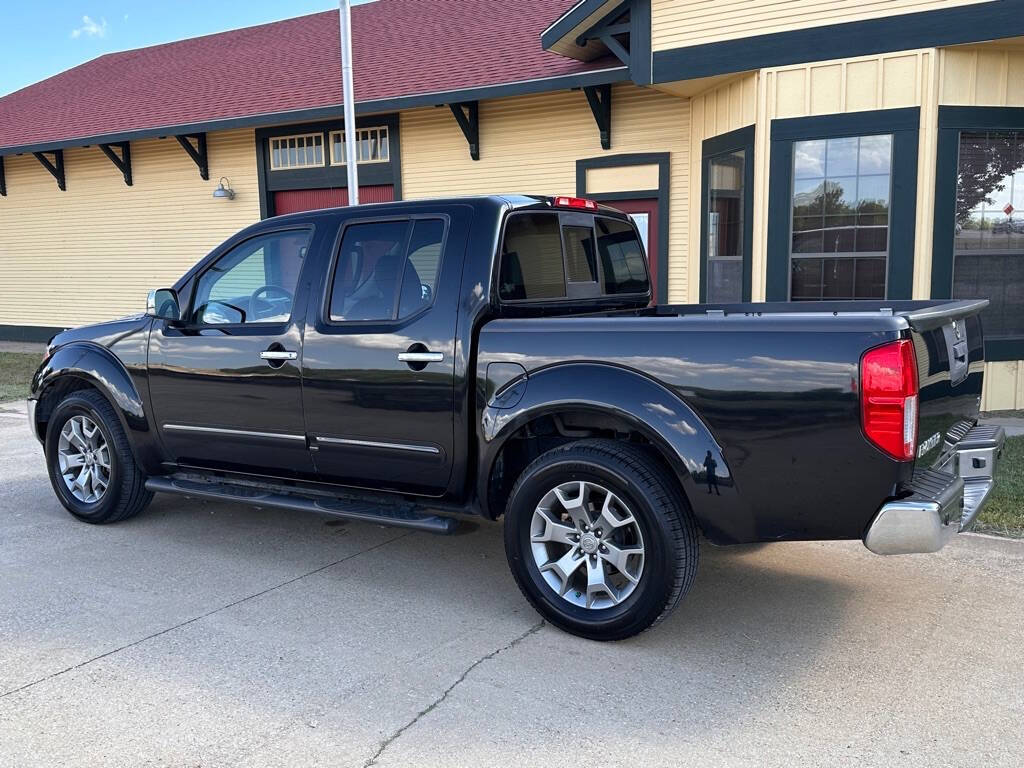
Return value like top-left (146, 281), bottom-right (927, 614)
top-left (70, 15), bottom-right (108, 39)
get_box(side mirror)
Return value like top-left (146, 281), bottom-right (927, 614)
top-left (146, 288), bottom-right (181, 321)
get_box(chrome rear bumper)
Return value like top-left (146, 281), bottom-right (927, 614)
top-left (864, 424), bottom-right (1004, 555)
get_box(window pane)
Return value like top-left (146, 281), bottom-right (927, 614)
top-left (794, 139), bottom-right (826, 178)
top-left (400, 219), bottom-right (445, 318)
top-left (564, 225), bottom-right (597, 283)
top-left (707, 149), bottom-right (746, 302)
top-left (793, 178), bottom-right (824, 216)
top-left (499, 213), bottom-right (566, 300)
top-left (859, 135), bottom-right (892, 175)
top-left (193, 231), bottom-right (310, 324)
top-left (596, 217), bottom-right (649, 295)
top-left (329, 220), bottom-right (410, 321)
top-left (853, 257), bottom-right (887, 298)
top-left (826, 137), bottom-right (859, 177)
top-left (789, 133), bottom-right (892, 298)
top-left (821, 257), bottom-right (855, 298)
top-left (791, 258), bottom-right (823, 300)
top-left (953, 130), bottom-right (1024, 337)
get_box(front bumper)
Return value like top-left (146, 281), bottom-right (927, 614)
top-left (864, 424), bottom-right (1004, 555)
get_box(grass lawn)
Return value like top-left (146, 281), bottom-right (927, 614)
top-left (0, 352), bottom-right (40, 403)
top-left (975, 434), bottom-right (1024, 538)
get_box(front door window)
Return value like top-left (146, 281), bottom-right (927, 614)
top-left (789, 134), bottom-right (892, 299)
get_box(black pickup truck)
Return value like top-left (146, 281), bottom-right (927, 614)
top-left (29, 195), bottom-right (1003, 640)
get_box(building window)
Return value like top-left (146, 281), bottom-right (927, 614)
top-left (766, 108), bottom-right (919, 302)
top-left (706, 151), bottom-right (746, 302)
top-left (952, 130), bottom-right (1024, 340)
top-left (789, 134), bottom-right (891, 300)
top-left (700, 126), bottom-right (754, 303)
top-left (330, 126), bottom-right (390, 165)
top-left (269, 134), bottom-right (324, 170)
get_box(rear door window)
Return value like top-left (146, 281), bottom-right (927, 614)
top-left (328, 217), bottom-right (446, 322)
top-left (498, 211), bottom-right (649, 302)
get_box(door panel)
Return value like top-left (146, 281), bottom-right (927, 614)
top-left (148, 225), bottom-right (320, 477)
top-left (301, 206), bottom-right (471, 495)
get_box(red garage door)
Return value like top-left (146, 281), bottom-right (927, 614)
top-left (273, 185), bottom-right (394, 214)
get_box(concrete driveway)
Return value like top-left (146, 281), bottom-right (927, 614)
top-left (1, 402), bottom-right (1023, 767)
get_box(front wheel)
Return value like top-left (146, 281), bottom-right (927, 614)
top-left (503, 439), bottom-right (699, 640)
top-left (44, 389), bottom-right (153, 524)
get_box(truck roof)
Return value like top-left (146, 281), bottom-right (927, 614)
top-left (261, 194), bottom-right (632, 228)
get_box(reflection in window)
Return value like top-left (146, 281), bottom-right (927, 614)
top-left (790, 134), bottom-right (892, 299)
top-left (953, 130), bottom-right (1024, 338)
top-left (596, 217), bottom-right (649, 295)
top-left (706, 150), bottom-right (745, 302)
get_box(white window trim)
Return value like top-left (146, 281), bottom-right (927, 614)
top-left (269, 133), bottom-right (325, 171)
top-left (329, 126), bottom-right (390, 166)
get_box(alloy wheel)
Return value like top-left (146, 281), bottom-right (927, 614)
top-left (530, 480), bottom-right (645, 609)
top-left (57, 414), bottom-right (111, 504)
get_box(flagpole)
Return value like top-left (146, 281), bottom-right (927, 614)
top-left (339, 0), bottom-right (359, 205)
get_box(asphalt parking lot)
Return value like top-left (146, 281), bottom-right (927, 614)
top-left (2, 402), bottom-right (1023, 767)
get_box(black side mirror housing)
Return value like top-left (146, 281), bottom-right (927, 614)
top-left (147, 288), bottom-right (181, 322)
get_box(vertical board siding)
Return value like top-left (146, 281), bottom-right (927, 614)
top-left (751, 49), bottom-right (936, 301)
top-left (0, 129), bottom-right (259, 327)
top-left (687, 73), bottom-right (759, 301)
top-left (651, 0), bottom-right (988, 52)
top-left (400, 84), bottom-right (691, 301)
top-left (939, 42), bottom-right (1024, 106)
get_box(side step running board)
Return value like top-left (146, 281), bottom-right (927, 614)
top-left (144, 476), bottom-right (459, 534)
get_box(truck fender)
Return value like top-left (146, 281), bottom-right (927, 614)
top-left (31, 342), bottom-right (157, 467)
top-left (479, 362), bottom-right (735, 533)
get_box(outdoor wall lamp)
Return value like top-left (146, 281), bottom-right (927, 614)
top-left (213, 177), bottom-right (235, 200)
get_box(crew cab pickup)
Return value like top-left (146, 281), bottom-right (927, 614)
top-left (29, 195), bottom-right (1003, 640)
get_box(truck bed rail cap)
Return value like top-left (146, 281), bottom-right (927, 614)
top-left (897, 299), bottom-right (989, 332)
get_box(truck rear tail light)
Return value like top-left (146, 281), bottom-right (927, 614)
top-left (861, 339), bottom-right (919, 461)
top-left (553, 196), bottom-right (598, 211)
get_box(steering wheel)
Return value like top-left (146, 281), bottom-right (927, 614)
top-left (250, 285), bottom-right (293, 321)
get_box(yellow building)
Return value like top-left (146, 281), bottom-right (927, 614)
top-left (2, 0), bottom-right (1023, 409)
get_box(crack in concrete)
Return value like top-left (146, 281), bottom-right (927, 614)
top-left (0, 530), bottom-right (412, 700)
top-left (363, 620), bottom-right (545, 768)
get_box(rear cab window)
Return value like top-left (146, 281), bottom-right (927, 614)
top-left (498, 210), bottom-right (649, 303)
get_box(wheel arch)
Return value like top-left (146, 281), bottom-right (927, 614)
top-left (32, 343), bottom-right (157, 470)
top-left (477, 362), bottom-right (732, 532)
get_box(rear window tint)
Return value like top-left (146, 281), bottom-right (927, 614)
top-left (499, 213), bottom-right (565, 300)
top-left (596, 217), bottom-right (649, 295)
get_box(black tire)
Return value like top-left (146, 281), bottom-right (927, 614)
top-left (45, 389), bottom-right (153, 524)
top-left (503, 439), bottom-right (699, 641)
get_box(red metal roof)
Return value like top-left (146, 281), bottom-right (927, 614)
top-left (0, 0), bottom-right (621, 153)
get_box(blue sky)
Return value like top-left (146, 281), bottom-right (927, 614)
top-left (0, 1), bottom-right (377, 97)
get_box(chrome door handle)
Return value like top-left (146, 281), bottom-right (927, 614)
top-left (397, 351), bottom-right (443, 363)
top-left (260, 350), bottom-right (297, 361)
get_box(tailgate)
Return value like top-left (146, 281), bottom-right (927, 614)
top-left (899, 300), bottom-right (988, 468)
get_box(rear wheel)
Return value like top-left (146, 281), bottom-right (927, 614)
top-left (45, 389), bottom-right (153, 524)
top-left (503, 439), bottom-right (699, 640)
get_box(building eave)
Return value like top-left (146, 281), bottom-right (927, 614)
top-left (0, 66), bottom-right (629, 156)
